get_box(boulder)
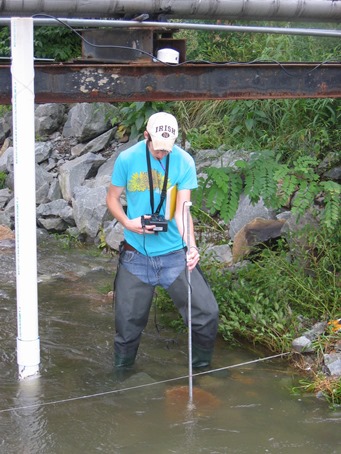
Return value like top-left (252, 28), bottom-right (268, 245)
top-left (37, 216), bottom-right (69, 232)
top-left (72, 186), bottom-right (110, 238)
top-left (0, 111), bottom-right (12, 145)
top-left (232, 217), bottom-right (286, 261)
top-left (36, 198), bottom-right (74, 232)
top-left (0, 210), bottom-right (12, 228)
top-left (71, 127), bottom-right (116, 157)
top-left (323, 166), bottom-right (341, 181)
top-left (2, 198), bottom-right (14, 227)
top-left (292, 335), bottom-right (314, 353)
top-left (204, 244), bottom-right (233, 264)
top-left (0, 146), bottom-right (13, 173)
top-left (0, 188), bottom-right (12, 209)
top-left (35, 141), bottom-right (54, 164)
top-left (36, 199), bottom-right (74, 223)
top-left (35, 104), bottom-right (66, 137)
top-left (323, 354), bottom-right (341, 377)
top-left (35, 164), bottom-right (54, 204)
top-left (47, 178), bottom-right (62, 201)
top-left (195, 148), bottom-right (253, 177)
top-left (292, 321), bottom-right (328, 354)
top-left (229, 194), bottom-right (277, 240)
top-left (58, 152), bottom-right (106, 201)
top-left (0, 137), bottom-right (10, 156)
top-left (62, 103), bottom-right (117, 142)
top-left (104, 220), bottom-right (124, 251)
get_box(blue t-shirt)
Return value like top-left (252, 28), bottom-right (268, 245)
top-left (111, 140), bottom-right (197, 256)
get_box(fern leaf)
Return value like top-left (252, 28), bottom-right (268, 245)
top-left (320, 181), bottom-right (341, 230)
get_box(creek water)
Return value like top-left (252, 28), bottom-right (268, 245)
top-left (0, 235), bottom-right (340, 454)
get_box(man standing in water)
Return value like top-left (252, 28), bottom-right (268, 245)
top-left (106, 112), bottom-right (219, 369)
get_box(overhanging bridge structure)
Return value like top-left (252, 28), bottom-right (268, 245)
top-left (0, 1), bottom-right (341, 103)
top-left (1, 60), bottom-right (341, 104)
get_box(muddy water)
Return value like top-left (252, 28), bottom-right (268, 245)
top-left (0, 236), bottom-right (340, 454)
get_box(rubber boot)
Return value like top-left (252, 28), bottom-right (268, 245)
top-left (192, 344), bottom-right (213, 369)
top-left (113, 354), bottom-right (136, 383)
top-left (114, 352), bottom-right (136, 368)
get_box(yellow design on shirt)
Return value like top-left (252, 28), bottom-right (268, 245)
top-left (128, 170), bottom-right (167, 192)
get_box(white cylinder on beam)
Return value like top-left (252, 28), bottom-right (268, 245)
top-left (11, 17), bottom-right (40, 380)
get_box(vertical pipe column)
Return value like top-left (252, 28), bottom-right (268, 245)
top-left (11, 17), bottom-right (40, 379)
top-left (185, 201), bottom-right (193, 403)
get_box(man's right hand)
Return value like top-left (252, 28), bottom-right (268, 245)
top-left (126, 216), bottom-right (156, 234)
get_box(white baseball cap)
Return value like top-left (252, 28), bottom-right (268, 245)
top-left (146, 112), bottom-right (178, 152)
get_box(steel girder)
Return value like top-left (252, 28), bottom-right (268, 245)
top-left (0, 62), bottom-right (340, 104)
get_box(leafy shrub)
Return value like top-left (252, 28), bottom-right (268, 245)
top-left (201, 259), bottom-right (297, 352)
top-left (0, 25), bottom-right (80, 61)
top-left (34, 26), bottom-right (80, 61)
top-left (200, 226), bottom-right (340, 352)
top-left (193, 151), bottom-right (341, 231)
top-left (115, 101), bottom-right (170, 139)
top-left (0, 26), bottom-right (10, 57)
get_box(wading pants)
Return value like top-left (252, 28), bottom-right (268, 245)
top-left (113, 259), bottom-right (219, 368)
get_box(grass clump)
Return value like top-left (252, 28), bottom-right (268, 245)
top-left (292, 373), bottom-right (341, 409)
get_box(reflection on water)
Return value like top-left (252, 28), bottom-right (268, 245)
top-left (0, 240), bottom-right (340, 454)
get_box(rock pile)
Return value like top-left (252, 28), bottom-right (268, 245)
top-left (0, 102), bottom-right (127, 248)
top-left (292, 320), bottom-right (341, 377)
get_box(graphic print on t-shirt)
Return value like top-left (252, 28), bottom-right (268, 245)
top-left (127, 170), bottom-right (172, 193)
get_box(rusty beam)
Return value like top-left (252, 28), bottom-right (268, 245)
top-left (0, 62), bottom-right (340, 104)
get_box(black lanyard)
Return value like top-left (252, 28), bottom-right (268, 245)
top-left (146, 143), bottom-right (169, 215)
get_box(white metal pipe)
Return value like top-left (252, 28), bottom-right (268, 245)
top-left (185, 201), bottom-right (193, 403)
top-left (11, 17), bottom-right (40, 380)
top-left (0, 0), bottom-right (340, 22)
top-left (31, 18), bottom-right (341, 38)
top-left (0, 17), bottom-right (339, 38)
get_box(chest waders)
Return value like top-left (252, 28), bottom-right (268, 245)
top-left (114, 264), bottom-right (155, 367)
top-left (113, 260), bottom-right (219, 369)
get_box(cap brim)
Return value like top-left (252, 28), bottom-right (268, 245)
top-left (151, 137), bottom-right (176, 152)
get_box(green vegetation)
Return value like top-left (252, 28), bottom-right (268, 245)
top-left (193, 151), bottom-right (340, 230)
top-left (180, 98), bottom-right (341, 155)
top-left (0, 105), bottom-right (11, 116)
top-left (53, 231), bottom-right (84, 249)
top-left (292, 370), bottom-right (341, 410)
top-left (217, 228), bottom-right (340, 341)
top-left (0, 26), bottom-right (10, 57)
top-left (177, 20), bottom-right (341, 63)
top-left (0, 171), bottom-right (7, 189)
top-left (113, 101), bottom-right (169, 140)
top-left (0, 25), bottom-right (80, 61)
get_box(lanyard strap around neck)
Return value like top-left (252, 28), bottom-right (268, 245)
top-left (146, 143), bottom-right (169, 215)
